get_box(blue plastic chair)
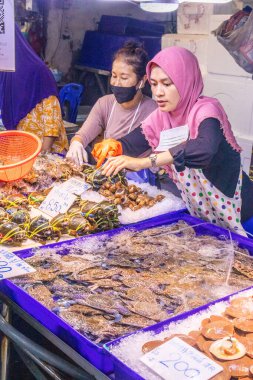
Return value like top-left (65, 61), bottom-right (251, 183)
top-left (59, 83), bottom-right (84, 123)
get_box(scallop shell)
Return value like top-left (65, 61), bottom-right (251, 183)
top-left (225, 306), bottom-right (252, 319)
top-left (201, 317), bottom-right (211, 327)
top-left (226, 356), bottom-right (252, 377)
top-left (142, 340), bottom-right (164, 353)
top-left (230, 297), bottom-right (253, 308)
top-left (210, 365), bottom-right (230, 380)
top-left (234, 318), bottom-right (253, 333)
top-left (210, 315), bottom-right (231, 323)
top-left (196, 334), bottom-right (209, 352)
top-left (202, 340), bottom-right (215, 359)
top-left (201, 321), bottom-right (234, 340)
top-left (163, 334), bottom-right (196, 347)
top-left (188, 330), bottom-right (201, 339)
top-left (244, 337), bottom-right (253, 358)
top-left (209, 337), bottom-right (246, 361)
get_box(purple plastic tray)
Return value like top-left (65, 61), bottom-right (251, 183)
top-left (105, 286), bottom-right (253, 380)
top-left (0, 210), bottom-right (187, 374)
top-left (1, 211), bottom-right (253, 374)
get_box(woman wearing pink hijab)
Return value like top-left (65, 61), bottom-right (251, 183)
top-left (99, 46), bottom-right (253, 236)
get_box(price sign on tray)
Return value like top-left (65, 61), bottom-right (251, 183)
top-left (141, 337), bottom-right (223, 380)
top-left (39, 186), bottom-right (76, 217)
top-left (0, 248), bottom-right (35, 280)
top-left (59, 177), bottom-right (91, 196)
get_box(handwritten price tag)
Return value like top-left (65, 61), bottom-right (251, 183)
top-left (39, 186), bottom-right (76, 217)
top-left (0, 248), bottom-right (36, 280)
top-left (141, 337), bottom-right (223, 380)
top-left (59, 178), bottom-right (91, 195)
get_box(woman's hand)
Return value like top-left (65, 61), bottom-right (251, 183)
top-left (66, 140), bottom-right (88, 166)
top-left (92, 139), bottom-right (123, 167)
top-left (102, 155), bottom-right (147, 176)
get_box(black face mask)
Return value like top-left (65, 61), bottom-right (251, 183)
top-left (110, 85), bottom-right (138, 104)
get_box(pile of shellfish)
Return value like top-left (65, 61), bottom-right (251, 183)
top-left (142, 295), bottom-right (253, 380)
top-left (12, 221), bottom-right (253, 345)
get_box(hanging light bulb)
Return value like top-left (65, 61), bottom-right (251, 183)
top-left (179, 0), bottom-right (231, 3)
top-left (140, 1), bottom-right (178, 12)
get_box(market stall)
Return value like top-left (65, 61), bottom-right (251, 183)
top-left (0, 210), bottom-right (253, 379)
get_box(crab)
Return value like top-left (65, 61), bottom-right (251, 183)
top-left (86, 167), bottom-right (127, 191)
top-left (67, 215), bottom-right (96, 236)
top-left (0, 221), bottom-right (27, 245)
top-left (27, 215), bottom-right (61, 243)
top-left (27, 190), bottom-right (49, 207)
top-left (4, 193), bottom-right (30, 209)
top-left (9, 209), bottom-right (31, 227)
top-left (50, 214), bottom-right (70, 234)
top-left (0, 207), bottom-right (9, 223)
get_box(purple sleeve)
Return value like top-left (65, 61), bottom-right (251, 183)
top-left (170, 118), bottom-right (222, 171)
top-left (76, 99), bottom-right (105, 148)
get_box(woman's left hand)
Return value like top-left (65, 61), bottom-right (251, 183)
top-left (102, 155), bottom-right (144, 176)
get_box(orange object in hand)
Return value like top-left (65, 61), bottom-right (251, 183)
top-left (92, 138), bottom-right (123, 167)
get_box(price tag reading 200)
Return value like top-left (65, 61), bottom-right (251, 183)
top-left (141, 337), bottom-right (223, 380)
top-left (0, 249), bottom-right (35, 280)
top-left (39, 186), bottom-right (76, 217)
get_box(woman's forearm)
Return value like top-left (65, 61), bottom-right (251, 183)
top-left (102, 151), bottom-right (173, 176)
top-left (42, 136), bottom-right (57, 153)
top-left (139, 151), bottom-right (174, 169)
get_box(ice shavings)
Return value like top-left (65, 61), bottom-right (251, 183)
top-left (109, 287), bottom-right (253, 380)
top-left (81, 180), bottom-right (185, 225)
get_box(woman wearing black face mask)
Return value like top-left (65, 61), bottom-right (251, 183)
top-left (66, 41), bottom-right (157, 166)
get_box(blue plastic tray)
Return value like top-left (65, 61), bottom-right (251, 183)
top-left (105, 286), bottom-right (253, 380)
top-left (0, 210), bottom-right (187, 374)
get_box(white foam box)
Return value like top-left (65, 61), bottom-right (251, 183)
top-left (207, 14), bottom-right (252, 78)
top-left (235, 135), bottom-right (253, 175)
top-left (162, 33), bottom-right (208, 76)
top-left (203, 73), bottom-right (253, 139)
top-left (177, 3), bottom-right (213, 35)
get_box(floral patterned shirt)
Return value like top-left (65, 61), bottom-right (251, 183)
top-left (17, 95), bottom-right (68, 153)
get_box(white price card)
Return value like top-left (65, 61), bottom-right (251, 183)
top-left (156, 125), bottom-right (189, 152)
top-left (39, 186), bottom-right (76, 217)
top-left (59, 178), bottom-right (91, 195)
top-left (0, 248), bottom-right (35, 280)
top-left (141, 337), bottom-right (223, 380)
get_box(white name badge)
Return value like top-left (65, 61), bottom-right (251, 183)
top-left (0, 248), bottom-right (36, 280)
top-left (156, 125), bottom-right (189, 152)
top-left (141, 337), bottom-right (223, 380)
top-left (59, 177), bottom-right (91, 196)
top-left (39, 186), bottom-right (76, 217)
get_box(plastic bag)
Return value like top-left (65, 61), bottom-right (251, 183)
top-left (214, 9), bottom-right (253, 73)
top-left (126, 169), bottom-right (156, 186)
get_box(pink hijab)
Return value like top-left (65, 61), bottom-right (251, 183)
top-left (141, 47), bottom-right (241, 158)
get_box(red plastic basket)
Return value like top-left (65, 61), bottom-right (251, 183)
top-left (0, 131), bottom-right (42, 182)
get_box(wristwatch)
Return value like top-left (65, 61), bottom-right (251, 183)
top-left (149, 153), bottom-right (157, 168)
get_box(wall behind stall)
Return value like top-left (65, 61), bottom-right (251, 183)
top-left (45, 0), bottom-right (175, 75)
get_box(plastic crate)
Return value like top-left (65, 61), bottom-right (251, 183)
top-left (103, 214), bottom-right (253, 379)
top-left (105, 286), bottom-right (253, 380)
top-left (0, 210), bottom-right (187, 374)
top-left (76, 31), bottom-right (161, 71)
top-left (98, 15), bottom-right (165, 36)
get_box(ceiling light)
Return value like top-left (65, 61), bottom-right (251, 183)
top-left (179, 0), bottom-right (231, 3)
top-left (140, 2), bottom-right (178, 11)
